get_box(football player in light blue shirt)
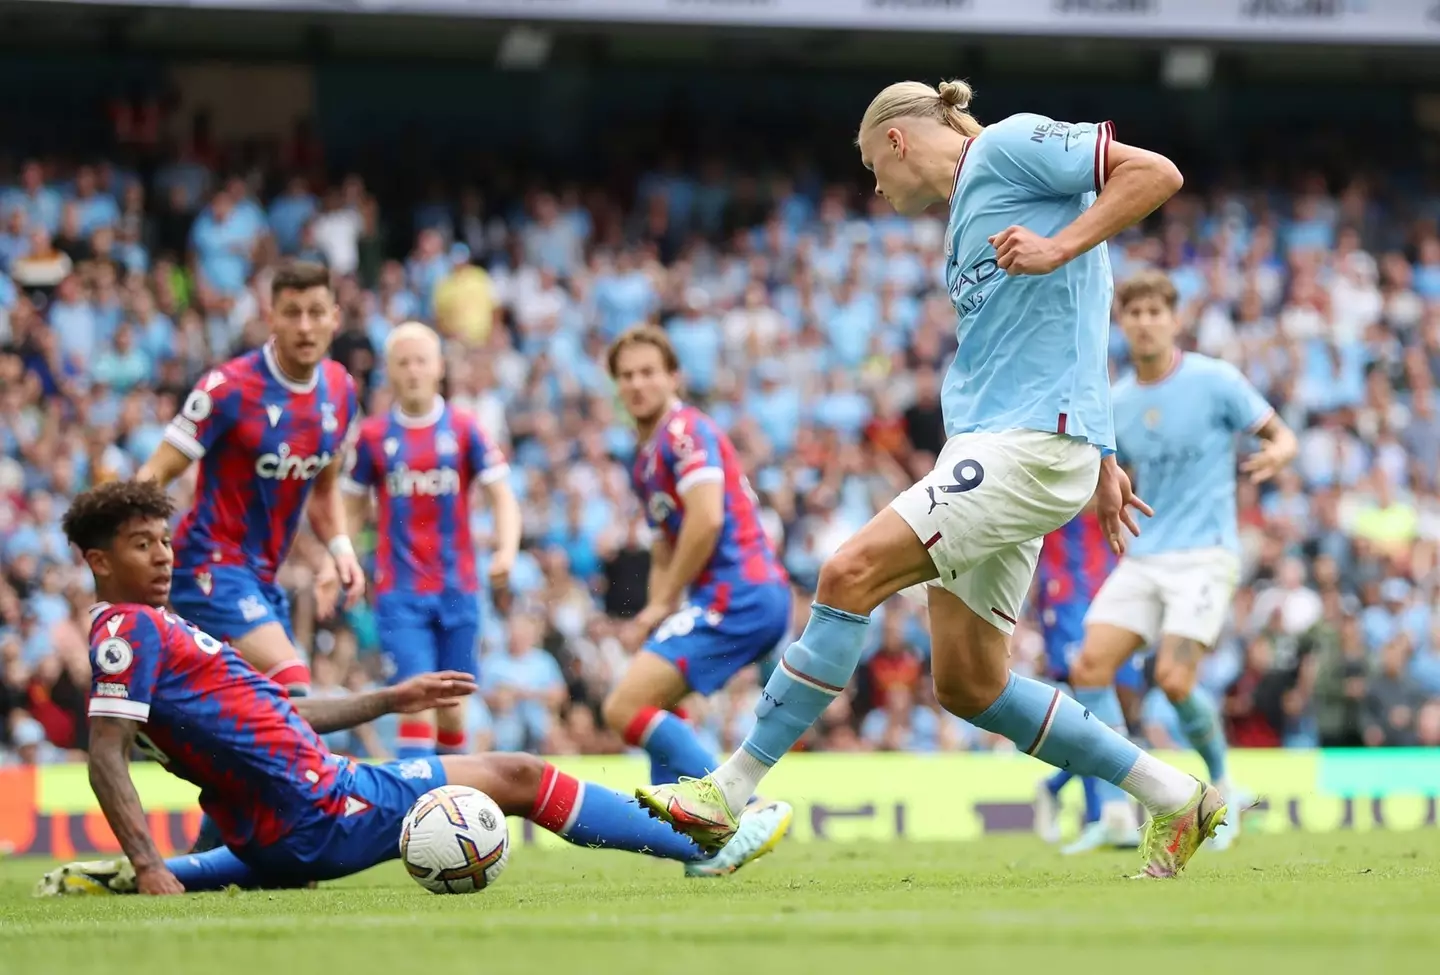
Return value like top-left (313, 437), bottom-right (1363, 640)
top-left (639, 80), bottom-right (1227, 879)
top-left (1069, 270), bottom-right (1297, 851)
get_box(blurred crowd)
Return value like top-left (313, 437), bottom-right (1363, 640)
top-left (4, 111), bottom-right (1440, 770)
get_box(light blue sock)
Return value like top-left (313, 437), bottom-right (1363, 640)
top-left (1173, 686), bottom-right (1227, 784)
top-left (740, 603), bottom-right (869, 765)
top-left (1071, 685), bottom-right (1136, 806)
top-left (967, 675), bottom-right (1141, 788)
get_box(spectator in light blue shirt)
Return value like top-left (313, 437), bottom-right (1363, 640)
top-left (189, 191), bottom-right (256, 296)
top-left (481, 614), bottom-right (566, 752)
top-left (3, 161), bottom-right (62, 235)
top-left (47, 276), bottom-right (97, 368)
top-left (859, 686), bottom-right (940, 752)
top-left (0, 209), bottom-right (28, 272)
top-left (91, 323), bottom-right (152, 392)
top-left (593, 251), bottom-right (656, 340)
top-left (666, 289), bottom-right (722, 398)
top-left (268, 176), bottom-right (318, 255)
top-left (69, 166), bottom-right (120, 236)
top-left (825, 281), bottom-right (877, 369)
top-left (749, 363), bottom-right (802, 454)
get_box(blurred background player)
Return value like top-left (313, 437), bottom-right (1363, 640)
top-left (1070, 270), bottom-right (1298, 851)
top-left (641, 81), bottom-right (1225, 880)
top-left (343, 321), bottom-right (521, 759)
top-left (40, 480), bottom-right (793, 895)
top-left (1030, 504), bottom-right (1147, 853)
top-left (136, 259), bottom-right (365, 855)
top-left (602, 327), bottom-right (792, 820)
top-left (137, 259), bottom-right (366, 698)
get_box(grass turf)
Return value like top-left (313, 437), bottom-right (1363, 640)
top-left (0, 831), bottom-right (1435, 974)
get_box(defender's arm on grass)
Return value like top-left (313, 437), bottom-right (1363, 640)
top-left (291, 671), bottom-right (478, 734)
top-left (87, 717), bottom-right (184, 895)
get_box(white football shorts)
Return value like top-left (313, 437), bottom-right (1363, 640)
top-left (1083, 547), bottom-right (1240, 647)
top-left (890, 429), bottom-right (1101, 635)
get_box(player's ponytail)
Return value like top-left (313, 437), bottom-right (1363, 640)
top-left (858, 79), bottom-right (982, 144)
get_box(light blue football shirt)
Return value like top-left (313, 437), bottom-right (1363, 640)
top-left (1113, 352), bottom-right (1274, 556)
top-left (943, 113), bottom-right (1117, 450)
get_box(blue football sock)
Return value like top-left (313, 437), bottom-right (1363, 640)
top-left (165, 847), bottom-right (262, 891)
top-left (1173, 686), bottom-right (1227, 784)
top-left (970, 675), bottom-right (1141, 788)
top-left (1081, 777), bottom-right (1101, 824)
top-left (1071, 685), bottom-right (1137, 807)
top-left (533, 766), bottom-right (707, 863)
top-left (627, 708), bottom-right (716, 783)
top-left (1045, 768), bottom-right (1075, 796)
top-left (741, 603), bottom-right (869, 765)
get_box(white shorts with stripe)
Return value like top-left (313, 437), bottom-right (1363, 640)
top-left (890, 429), bottom-right (1101, 634)
top-left (1084, 547), bottom-right (1240, 648)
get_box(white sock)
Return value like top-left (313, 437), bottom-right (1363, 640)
top-left (1121, 752), bottom-right (1199, 817)
top-left (712, 748), bottom-right (771, 813)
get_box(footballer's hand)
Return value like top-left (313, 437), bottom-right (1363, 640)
top-left (391, 671), bottom-right (478, 713)
top-left (1240, 444), bottom-right (1289, 484)
top-left (335, 550), bottom-right (366, 610)
top-left (136, 864), bottom-right (185, 896)
top-left (489, 555), bottom-right (518, 607)
top-left (989, 226), bottom-right (1070, 276)
top-left (1096, 463), bottom-right (1153, 556)
top-left (621, 602), bottom-right (671, 655)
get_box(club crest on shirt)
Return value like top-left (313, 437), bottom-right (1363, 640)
top-left (384, 437), bottom-right (399, 458)
top-left (436, 431), bottom-right (459, 456)
top-left (196, 570), bottom-right (213, 596)
top-left (321, 402), bottom-right (339, 434)
top-left (1143, 408), bottom-right (1162, 430)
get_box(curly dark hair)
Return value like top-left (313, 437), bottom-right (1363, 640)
top-left (62, 480), bottom-right (175, 553)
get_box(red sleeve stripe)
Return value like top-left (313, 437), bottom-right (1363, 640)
top-left (1093, 121), bottom-right (1116, 194)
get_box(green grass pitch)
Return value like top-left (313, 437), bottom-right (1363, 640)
top-left (1, 832), bottom-right (1436, 974)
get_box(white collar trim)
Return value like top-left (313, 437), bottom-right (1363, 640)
top-left (263, 341), bottom-right (319, 394)
top-left (394, 396), bottom-right (445, 429)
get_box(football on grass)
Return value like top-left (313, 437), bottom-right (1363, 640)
top-left (399, 785), bottom-right (511, 894)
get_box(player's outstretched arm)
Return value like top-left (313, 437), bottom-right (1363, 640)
top-left (291, 671), bottom-right (478, 734)
top-left (135, 441), bottom-right (193, 488)
top-left (88, 717), bottom-right (184, 895)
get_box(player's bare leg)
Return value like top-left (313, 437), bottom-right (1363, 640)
top-left (637, 508), bottom-right (934, 850)
top-left (232, 622), bottom-right (311, 695)
top-left (604, 652), bottom-right (714, 781)
top-left (1151, 633), bottom-right (1243, 848)
top-left (441, 753), bottom-right (790, 875)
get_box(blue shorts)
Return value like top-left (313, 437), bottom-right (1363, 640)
top-left (238, 757), bottom-right (448, 884)
top-left (1042, 600), bottom-right (1144, 691)
top-left (169, 564), bottom-right (295, 645)
top-left (375, 591), bottom-right (479, 683)
top-left (647, 582), bottom-right (791, 696)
